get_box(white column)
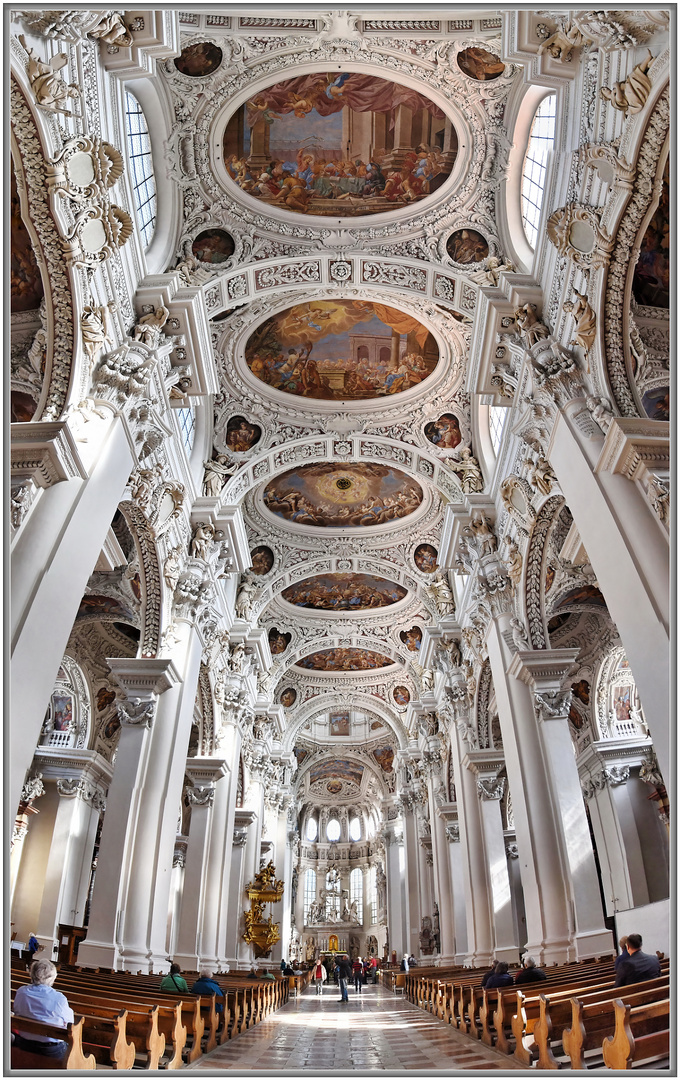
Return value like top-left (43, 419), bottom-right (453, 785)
top-left (213, 720), bottom-right (242, 968)
top-left (384, 826), bottom-right (406, 959)
top-left (401, 801), bottom-right (422, 957)
top-left (448, 830), bottom-right (469, 963)
top-left (427, 779), bottom-right (456, 964)
top-left (466, 761), bottom-right (517, 962)
top-left (10, 417), bottom-right (136, 818)
top-left (174, 759), bottom-right (227, 970)
top-left (449, 730), bottom-right (494, 966)
top-left (224, 810), bottom-right (253, 966)
top-left (548, 409), bottom-right (669, 779)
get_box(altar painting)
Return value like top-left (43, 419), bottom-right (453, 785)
top-left (264, 462), bottom-right (423, 528)
top-left (246, 300), bottom-right (438, 401)
top-left (223, 72), bottom-right (456, 218)
top-left (282, 573), bottom-right (407, 611)
top-left (297, 648), bottom-right (392, 671)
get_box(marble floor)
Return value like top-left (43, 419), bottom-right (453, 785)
top-left (187, 981), bottom-right (522, 1073)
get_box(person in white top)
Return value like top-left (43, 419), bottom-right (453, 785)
top-left (13, 959), bottom-right (74, 1059)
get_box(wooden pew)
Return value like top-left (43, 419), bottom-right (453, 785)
top-left (602, 998), bottom-right (670, 1070)
top-left (560, 982), bottom-right (670, 1070)
top-left (10, 1014), bottom-right (98, 1071)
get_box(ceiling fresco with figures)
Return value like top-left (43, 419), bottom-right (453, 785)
top-left (263, 463), bottom-right (423, 528)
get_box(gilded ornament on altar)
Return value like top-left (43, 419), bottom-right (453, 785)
top-left (242, 861), bottom-right (285, 958)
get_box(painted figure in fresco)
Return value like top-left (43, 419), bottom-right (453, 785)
top-left (424, 414), bottom-right (462, 449)
top-left (298, 648), bottom-right (391, 671)
top-left (174, 41), bottom-right (223, 78)
top-left (400, 627), bottom-right (422, 652)
top-left (251, 547), bottom-right (274, 576)
top-left (280, 688), bottom-right (297, 708)
top-left (457, 46), bottom-right (505, 81)
top-left (192, 228), bottom-right (234, 264)
top-left (226, 417), bottom-right (260, 452)
top-left (393, 686), bottom-right (411, 706)
top-left (414, 544), bottom-right (438, 574)
top-left (446, 229), bottom-right (489, 264)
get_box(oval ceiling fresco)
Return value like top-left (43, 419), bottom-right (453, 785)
top-left (296, 648), bottom-right (393, 671)
top-left (246, 300), bottom-right (438, 401)
top-left (223, 72), bottom-right (456, 219)
top-left (282, 573), bottom-right (407, 611)
top-left (263, 462), bottom-right (423, 528)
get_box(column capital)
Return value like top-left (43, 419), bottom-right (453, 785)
top-left (11, 421), bottom-right (87, 487)
top-left (185, 758), bottom-right (228, 787)
top-left (507, 647), bottom-right (581, 691)
top-left (107, 657), bottom-right (181, 698)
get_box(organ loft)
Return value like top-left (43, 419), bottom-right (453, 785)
top-left (9, 5), bottom-right (670, 1073)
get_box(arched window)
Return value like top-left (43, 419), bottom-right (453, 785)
top-left (368, 865), bottom-right (378, 924)
top-left (40, 656), bottom-right (91, 749)
top-left (124, 91), bottom-right (157, 248)
top-left (521, 94), bottom-right (557, 249)
top-left (350, 867), bottom-right (363, 923)
top-left (306, 815), bottom-right (318, 842)
top-left (326, 817), bottom-right (341, 842)
top-left (303, 868), bottom-right (316, 923)
top-left (489, 405), bottom-right (508, 455)
top-left (349, 816), bottom-right (361, 842)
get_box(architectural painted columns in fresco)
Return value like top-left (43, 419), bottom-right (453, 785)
top-left (174, 758), bottom-right (228, 971)
top-left (10, 417), bottom-right (135, 819)
top-left (548, 407), bottom-right (670, 781)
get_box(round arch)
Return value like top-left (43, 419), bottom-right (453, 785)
top-left (282, 691), bottom-right (409, 751)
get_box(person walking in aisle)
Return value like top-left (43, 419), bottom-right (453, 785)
top-left (313, 958), bottom-right (327, 994)
top-left (352, 956), bottom-right (364, 993)
top-left (337, 954), bottom-right (352, 1002)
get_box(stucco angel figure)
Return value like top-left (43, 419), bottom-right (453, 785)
top-left (202, 455), bottom-right (235, 498)
top-left (190, 521), bottom-right (215, 561)
top-left (87, 11), bottom-right (133, 46)
top-left (228, 641), bottom-right (247, 674)
top-left (563, 291), bottom-right (597, 353)
top-left (20, 36), bottom-right (80, 114)
top-left (81, 302), bottom-right (115, 369)
top-left (504, 539), bottom-right (523, 586)
top-left (446, 447), bottom-right (484, 494)
top-left (235, 573), bottom-right (259, 620)
top-left (525, 454), bottom-right (557, 497)
top-left (163, 547), bottom-right (183, 592)
top-left (427, 571), bottom-right (456, 616)
top-left (538, 21), bottom-right (588, 61)
top-left (514, 303), bottom-right (550, 348)
top-left (468, 256), bottom-right (515, 287)
top-left (469, 512), bottom-right (497, 556)
top-left (600, 51), bottom-right (653, 115)
top-left (586, 394), bottom-right (614, 433)
top-left (133, 305), bottom-right (169, 348)
top-left (118, 697), bottom-right (155, 727)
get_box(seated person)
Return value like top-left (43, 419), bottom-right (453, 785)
top-left (283, 964), bottom-right (295, 977)
top-left (515, 956), bottom-right (547, 984)
top-left (481, 960), bottom-right (498, 987)
top-left (190, 968), bottom-right (224, 1013)
top-left (247, 966), bottom-right (259, 979)
top-left (13, 958), bottom-right (74, 1059)
top-left (614, 933), bottom-right (661, 987)
top-left (160, 963), bottom-right (188, 993)
top-left (485, 961), bottom-right (513, 988)
top-left (614, 936), bottom-right (629, 970)
top-left (260, 967), bottom-right (275, 980)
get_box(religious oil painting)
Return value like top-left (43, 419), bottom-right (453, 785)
top-left (632, 160), bottom-right (668, 308)
top-left (264, 462), bottom-right (423, 528)
top-left (76, 594), bottom-right (136, 622)
top-left (310, 758), bottom-right (364, 787)
top-left (226, 415), bottom-right (261, 452)
top-left (456, 46), bottom-right (505, 81)
top-left (50, 692), bottom-right (74, 732)
top-left (555, 585), bottom-right (608, 609)
top-left (641, 386), bottom-right (669, 422)
top-left (174, 41), bottom-right (223, 77)
top-left (250, 545), bottom-right (274, 576)
top-left (393, 685), bottom-right (411, 706)
top-left (326, 780), bottom-right (343, 795)
top-left (329, 712), bottom-right (350, 737)
top-left (11, 164), bottom-right (44, 313)
top-left (268, 628), bottom-right (291, 655)
top-left (246, 300), bottom-right (438, 401)
top-left (282, 573), bottom-right (407, 611)
top-left (400, 626), bottom-right (422, 652)
top-left (280, 687), bottom-right (297, 708)
top-left (191, 228), bottom-right (235, 264)
top-left (223, 72), bottom-right (457, 218)
top-left (297, 648), bottom-right (392, 672)
top-left (372, 745), bottom-right (395, 772)
top-left (414, 544), bottom-right (438, 574)
top-left (424, 413), bottom-right (462, 449)
top-left (294, 746), bottom-right (308, 767)
top-left (446, 228), bottom-right (489, 264)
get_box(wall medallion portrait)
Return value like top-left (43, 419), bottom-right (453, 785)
top-left (268, 627), bottom-right (291, 655)
top-left (280, 687), bottom-right (297, 708)
top-left (264, 463), bottom-right (423, 528)
top-left (456, 47), bottom-right (505, 81)
top-left (393, 685), bottom-right (411, 706)
top-left (250, 546), bottom-right (274, 576)
top-left (400, 626), bottom-right (423, 652)
top-left (329, 712), bottom-right (350, 736)
top-left (297, 648), bottom-right (392, 671)
top-left (282, 573), bottom-right (407, 611)
top-left (446, 228), bottom-right (489, 264)
top-left (326, 779), bottom-right (343, 794)
top-left (246, 300), bottom-right (438, 401)
top-left (174, 41), bottom-right (223, 77)
top-left (223, 72), bottom-right (456, 218)
top-left (414, 544), bottom-right (438, 574)
top-left (424, 413), bottom-right (462, 449)
top-left (226, 415), bottom-right (261, 451)
top-left (191, 228), bottom-right (235, 264)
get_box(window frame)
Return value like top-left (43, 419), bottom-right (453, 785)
top-left (520, 93), bottom-right (557, 250)
top-left (124, 90), bottom-right (157, 249)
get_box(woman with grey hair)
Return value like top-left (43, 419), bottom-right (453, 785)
top-left (13, 958), bottom-right (74, 1058)
top-left (514, 955), bottom-right (547, 984)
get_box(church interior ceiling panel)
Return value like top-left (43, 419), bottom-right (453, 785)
top-left (192, 227), bottom-right (235, 265)
top-left (393, 686), bottom-right (411, 706)
top-left (174, 41), bottom-right (224, 77)
top-left (11, 163), bottom-right (44, 313)
top-left (225, 415), bottom-right (262, 452)
top-left (280, 687), bottom-right (297, 707)
top-left (423, 413), bottom-right (462, 449)
top-left (245, 299), bottom-right (438, 401)
top-left (296, 647), bottom-right (393, 671)
top-left (413, 543), bottom-right (439, 573)
top-left (262, 462), bottom-right (424, 528)
top-left (250, 545), bottom-right (275, 575)
top-left (223, 71), bottom-right (457, 218)
top-left (309, 758), bottom-right (365, 787)
top-left (632, 160), bottom-right (668, 309)
top-left (281, 572), bottom-right (407, 611)
top-left (329, 712), bottom-right (350, 736)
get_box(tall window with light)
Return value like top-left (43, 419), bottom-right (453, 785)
top-left (369, 865), bottom-right (378, 924)
top-left (124, 92), bottom-right (157, 249)
top-left (489, 406), bottom-right (507, 456)
top-left (521, 94), bottom-right (557, 249)
top-left (350, 867), bottom-right (363, 923)
top-left (303, 869), bottom-right (316, 924)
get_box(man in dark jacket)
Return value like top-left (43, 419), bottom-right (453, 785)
top-left (481, 960), bottom-right (498, 987)
top-left (191, 968), bottom-right (224, 1013)
top-left (614, 936), bottom-right (629, 971)
top-left (485, 961), bottom-right (513, 988)
top-left (337, 955), bottom-right (353, 1002)
top-left (614, 934), bottom-right (661, 987)
top-left (515, 956), bottom-right (547, 984)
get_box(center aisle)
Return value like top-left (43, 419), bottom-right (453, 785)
top-left (187, 981), bottom-right (522, 1072)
